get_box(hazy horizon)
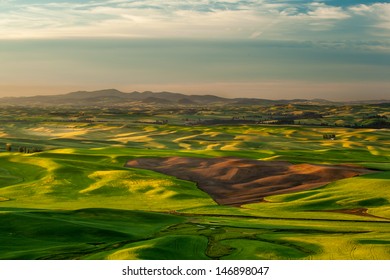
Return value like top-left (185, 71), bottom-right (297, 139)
top-left (1, 85), bottom-right (389, 102)
top-left (1, 1), bottom-right (389, 101)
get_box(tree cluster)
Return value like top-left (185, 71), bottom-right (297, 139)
top-left (18, 146), bottom-right (42, 153)
top-left (323, 134), bottom-right (336, 140)
top-left (3, 143), bottom-right (43, 153)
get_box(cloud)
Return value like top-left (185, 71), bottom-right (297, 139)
top-left (0, 1), bottom-right (388, 42)
top-left (307, 3), bottom-right (350, 19)
top-left (349, 3), bottom-right (390, 33)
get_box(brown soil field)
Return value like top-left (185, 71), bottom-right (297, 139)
top-left (126, 157), bottom-right (373, 206)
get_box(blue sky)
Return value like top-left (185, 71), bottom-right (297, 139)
top-left (0, 1), bottom-right (389, 100)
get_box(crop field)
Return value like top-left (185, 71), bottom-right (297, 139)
top-left (0, 104), bottom-right (389, 260)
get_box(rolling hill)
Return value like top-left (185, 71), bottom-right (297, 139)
top-left (0, 89), bottom-right (371, 107)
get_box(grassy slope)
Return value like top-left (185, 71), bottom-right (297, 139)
top-left (0, 209), bottom-right (184, 259)
top-left (0, 151), bottom-right (215, 211)
top-left (0, 122), bottom-right (389, 259)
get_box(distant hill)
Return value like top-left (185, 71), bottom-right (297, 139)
top-left (1, 89), bottom-right (388, 107)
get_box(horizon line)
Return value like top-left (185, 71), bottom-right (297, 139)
top-left (1, 87), bottom-right (389, 103)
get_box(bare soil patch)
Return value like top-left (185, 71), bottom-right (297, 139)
top-left (126, 157), bottom-right (373, 206)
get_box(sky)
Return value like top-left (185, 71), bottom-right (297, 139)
top-left (0, 0), bottom-right (389, 100)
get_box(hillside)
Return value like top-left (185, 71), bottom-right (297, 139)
top-left (0, 89), bottom-right (375, 107)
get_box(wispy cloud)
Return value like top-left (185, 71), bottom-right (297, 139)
top-left (307, 3), bottom-right (350, 19)
top-left (0, 1), bottom-right (388, 41)
top-left (349, 3), bottom-right (390, 33)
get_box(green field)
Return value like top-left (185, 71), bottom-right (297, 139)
top-left (0, 105), bottom-right (389, 260)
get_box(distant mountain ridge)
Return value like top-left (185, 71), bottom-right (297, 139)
top-left (1, 89), bottom-right (388, 106)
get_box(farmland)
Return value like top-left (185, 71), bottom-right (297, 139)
top-left (0, 97), bottom-right (389, 260)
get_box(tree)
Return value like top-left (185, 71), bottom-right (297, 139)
top-left (5, 143), bottom-right (12, 152)
top-left (323, 134), bottom-right (336, 140)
